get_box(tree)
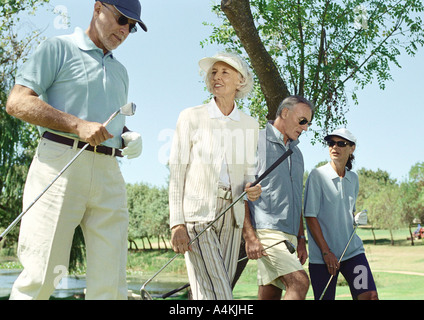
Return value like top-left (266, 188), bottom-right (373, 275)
top-left (364, 184), bottom-right (403, 245)
top-left (356, 167), bottom-right (397, 209)
top-left (127, 183), bottom-right (153, 250)
top-left (400, 162), bottom-right (424, 244)
top-left (127, 183), bottom-right (170, 250)
top-left (203, 0), bottom-right (424, 138)
top-left (0, 1), bottom-right (51, 243)
top-left (143, 186), bottom-right (170, 249)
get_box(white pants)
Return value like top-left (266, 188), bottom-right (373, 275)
top-left (10, 138), bottom-right (128, 300)
top-left (184, 197), bottom-right (242, 300)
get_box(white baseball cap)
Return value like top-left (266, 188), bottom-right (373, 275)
top-left (324, 128), bottom-right (357, 144)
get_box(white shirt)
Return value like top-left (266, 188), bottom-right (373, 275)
top-left (207, 99), bottom-right (240, 188)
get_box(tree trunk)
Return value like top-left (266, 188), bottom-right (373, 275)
top-left (161, 235), bottom-right (168, 250)
top-left (371, 228), bottom-right (376, 245)
top-left (408, 224), bottom-right (415, 246)
top-left (389, 229), bottom-right (394, 246)
top-left (147, 237), bottom-right (153, 250)
top-left (221, 0), bottom-right (290, 119)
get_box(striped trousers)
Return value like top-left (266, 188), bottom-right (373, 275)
top-left (184, 197), bottom-right (242, 300)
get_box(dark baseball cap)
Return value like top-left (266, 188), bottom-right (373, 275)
top-left (99, 0), bottom-right (147, 32)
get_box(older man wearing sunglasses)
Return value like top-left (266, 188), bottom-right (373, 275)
top-left (243, 95), bottom-right (314, 300)
top-left (6, 0), bottom-right (146, 299)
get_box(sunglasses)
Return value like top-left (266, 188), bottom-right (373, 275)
top-left (299, 118), bottom-right (312, 127)
top-left (327, 140), bottom-right (352, 148)
top-left (101, 3), bottom-right (137, 34)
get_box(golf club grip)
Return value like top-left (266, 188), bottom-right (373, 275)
top-left (250, 149), bottom-right (293, 187)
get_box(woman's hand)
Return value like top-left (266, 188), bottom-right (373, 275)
top-left (170, 224), bottom-right (191, 254)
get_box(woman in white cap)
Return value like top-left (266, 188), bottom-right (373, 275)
top-left (168, 52), bottom-right (261, 299)
top-left (303, 128), bottom-right (378, 300)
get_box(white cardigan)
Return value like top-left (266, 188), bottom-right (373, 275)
top-left (169, 99), bottom-right (259, 229)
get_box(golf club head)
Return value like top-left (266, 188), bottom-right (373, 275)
top-left (140, 288), bottom-right (153, 300)
top-left (284, 240), bottom-right (296, 254)
top-left (120, 102), bottom-right (136, 116)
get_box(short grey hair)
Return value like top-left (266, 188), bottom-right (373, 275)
top-left (203, 52), bottom-right (254, 100)
top-left (276, 95), bottom-right (315, 120)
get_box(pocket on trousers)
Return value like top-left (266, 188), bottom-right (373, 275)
top-left (37, 139), bottom-right (73, 163)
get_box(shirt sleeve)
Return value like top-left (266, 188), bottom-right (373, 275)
top-left (15, 37), bottom-right (63, 96)
top-left (243, 120), bottom-right (259, 185)
top-left (303, 169), bottom-right (322, 218)
top-left (168, 110), bottom-right (191, 229)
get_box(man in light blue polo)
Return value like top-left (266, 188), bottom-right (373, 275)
top-left (6, 0), bottom-right (147, 299)
top-left (243, 96), bottom-right (314, 300)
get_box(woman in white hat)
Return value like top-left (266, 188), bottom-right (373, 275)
top-left (168, 52), bottom-right (261, 299)
top-left (303, 128), bottom-right (378, 300)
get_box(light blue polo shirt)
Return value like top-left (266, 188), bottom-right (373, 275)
top-left (304, 162), bottom-right (364, 264)
top-left (15, 27), bottom-right (129, 149)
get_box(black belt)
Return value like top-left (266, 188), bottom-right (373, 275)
top-left (42, 131), bottom-right (123, 157)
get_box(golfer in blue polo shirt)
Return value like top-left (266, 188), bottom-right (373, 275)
top-left (6, 0), bottom-right (147, 299)
top-left (304, 128), bottom-right (378, 300)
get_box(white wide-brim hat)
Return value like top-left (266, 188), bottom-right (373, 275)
top-left (324, 128), bottom-right (357, 144)
top-left (198, 53), bottom-right (247, 79)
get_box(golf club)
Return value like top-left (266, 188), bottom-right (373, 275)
top-left (0, 102), bottom-right (136, 242)
top-left (140, 148), bottom-right (293, 300)
top-left (161, 239), bottom-right (296, 299)
top-left (318, 223), bottom-right (359, 300)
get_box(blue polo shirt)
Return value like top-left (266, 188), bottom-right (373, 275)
top-left (304, 162), bottom-right (364, 263)
top-left (15, 27), bottom-right (129, 149)
top-left (248, 122), bottom-right (304, 236)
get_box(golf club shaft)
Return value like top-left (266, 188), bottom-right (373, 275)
top-left (140, 148), bottom-right (294, 294)
top-left (318, 224), bottom-right (358, 300)
top-left (0, 108), bottom-right (125, 242)
top-left (162, 239), bottom-right (295, 299)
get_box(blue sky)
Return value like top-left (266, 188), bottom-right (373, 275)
top-left (17, 1), bottom-right (424, 187)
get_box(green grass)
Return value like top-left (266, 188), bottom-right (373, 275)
top-left (1, 228), bottom-right (423, 300)
top-left (232, 227), bottom-right (424, 300)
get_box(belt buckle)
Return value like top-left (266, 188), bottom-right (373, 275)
top-left (94, 145), bottom-right (97, 154)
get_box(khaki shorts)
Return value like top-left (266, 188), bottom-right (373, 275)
top-left (256, 229), bottom-right (304, 290)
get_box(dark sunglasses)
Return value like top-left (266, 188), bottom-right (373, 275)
top-left (299, 118), bottom-right (312, 127)
top-left (327, 140), bottom-right (352, 148)
top-left (101, 3), bottom-right (137, 34)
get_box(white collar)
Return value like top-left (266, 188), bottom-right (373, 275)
top-left (207, 98), bottom-right (240, 121)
